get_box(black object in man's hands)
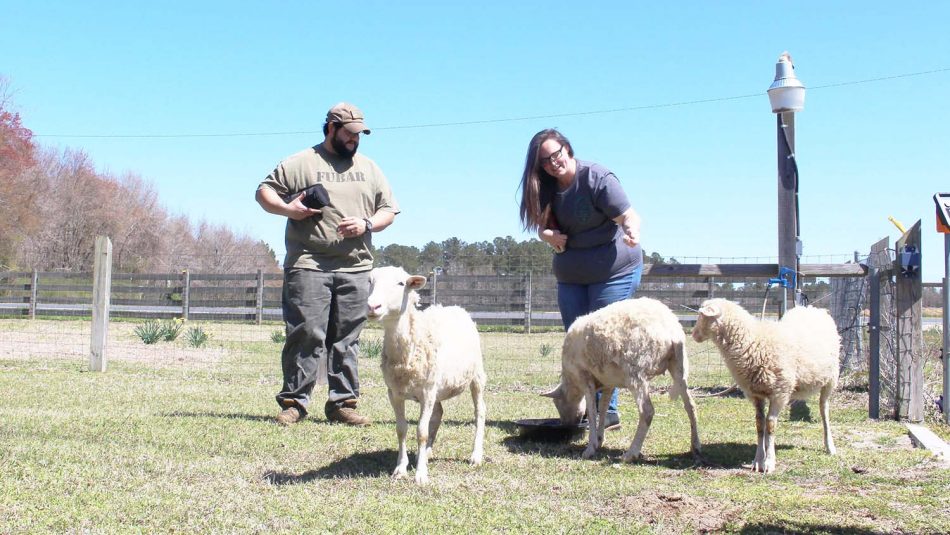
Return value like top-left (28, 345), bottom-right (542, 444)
top-left (285, 184), bottom-right (330, 209)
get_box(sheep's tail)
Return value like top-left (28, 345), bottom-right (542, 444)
top-left (667, 339), bottom-right (689, 402)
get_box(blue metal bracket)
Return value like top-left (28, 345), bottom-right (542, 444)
top-left (767, 266), bottom-right (797, 290)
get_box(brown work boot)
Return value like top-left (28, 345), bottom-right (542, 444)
top-left (325, 400), bottom-right (371, 427)
top-left (276, 405), bottom-right (304, 426)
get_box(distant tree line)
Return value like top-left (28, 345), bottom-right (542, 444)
top-left (0, 76), bottom-right (278, 274)
top-left (373, 237), bottom-right (680, 277)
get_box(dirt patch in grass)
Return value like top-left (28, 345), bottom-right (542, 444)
top-left (612, 491), bottom-right (738, 533)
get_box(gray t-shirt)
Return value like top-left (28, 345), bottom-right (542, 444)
top-left (550, 160), bottom-right (643, 285)
top-left (258, 144), bottom-right (399, 272)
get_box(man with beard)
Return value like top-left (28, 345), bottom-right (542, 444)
top-left (256, 102), bottom-right (399, 426)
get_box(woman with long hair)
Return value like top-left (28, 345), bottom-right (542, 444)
top-left (519, 128), bottom-right (643, 430)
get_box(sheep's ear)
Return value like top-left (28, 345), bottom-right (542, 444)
top-left (540, 384), bottom-right (563, 399)
top-left (407, 275), bottom-right (427, 290)
top-left (698, 303), bottom-right (720, 318)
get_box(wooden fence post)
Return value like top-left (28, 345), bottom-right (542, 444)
top-left (181, 269), bottom-right (191, 320)
top-left (867, 237), bottom-right (889, 419)
top-left (29, 269), bottom-right (38, 320)
top-left (255, 268), bottom-right (264, 325)
top-left (894, 221), bottom-right (923, 422)
top-left (524, 272), bottom-right (532, 334)
top-left (89, 236), bottom-right (112, 372)
top-left (943, 234), bottom-right (950, 425)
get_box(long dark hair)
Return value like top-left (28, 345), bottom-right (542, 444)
top-left (518, 128), bottom-right (574, 231)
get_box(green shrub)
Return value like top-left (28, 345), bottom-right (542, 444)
top-left (186, 326), bottom-right (210, 348)
top-left (538, 342), bottom-right (554, 359)
top-left (160, 319), bottom-right (184, 342)
top-left (134, 320), bottom-right (162, 345)
top-left (271, 329), bottom-right (286, 343)
top-left (361, 337), bottom-right (383, 359)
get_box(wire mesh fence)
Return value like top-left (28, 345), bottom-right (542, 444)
top-left (1, 263), bottom-right (873, 393)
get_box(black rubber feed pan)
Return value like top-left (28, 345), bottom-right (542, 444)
top-left (515, 418), bottom-right (587, 441)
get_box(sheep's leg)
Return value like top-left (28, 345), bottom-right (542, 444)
top-left (582, 386), bottom-right (601, 459)
top-left (389, 392), bottom-right (410, 480)
top-left (819, 384), bottom-right (836, 455)
top-left (414, 397), bottom-right (436, 485)
top-left (595, 388), bottom-right (610, 444)
top-left (622, 386), bottom-right (654, 463)
top-left (752, 397), bottom-right (767, 472)
top-left (425, 401), bottom-right (443, 457)
top-left (469, 375), bottom-right (486, 466)
top-left (761, 395), bottom-right (788, 474)
top-left (668, 354), bottom-right (702, 458)
top-left (679, 382), bottom-right (703, 458)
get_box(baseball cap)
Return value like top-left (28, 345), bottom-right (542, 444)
top-left (326, 102), bottom-right (371, 134)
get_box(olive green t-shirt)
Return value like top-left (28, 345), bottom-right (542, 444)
top-left (258, 144), bottom-right (400, 272)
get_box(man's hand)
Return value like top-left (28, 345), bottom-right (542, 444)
top-left (256, 187), bottom-right (321, 220)
top-left (286, 192), bottom-right (322, 221)
top-left (338, 216), bottom-right (368, 238)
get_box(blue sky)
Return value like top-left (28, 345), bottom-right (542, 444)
top-left (2, 1), bottom-right (948, 281)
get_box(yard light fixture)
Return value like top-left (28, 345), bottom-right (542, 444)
top-left (768, 52), bottom-right (806, 113)
top-left (769, 52), bottom-right (805, 316)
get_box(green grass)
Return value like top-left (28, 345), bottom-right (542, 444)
top-left (1, 322), bottom-right (949, 533)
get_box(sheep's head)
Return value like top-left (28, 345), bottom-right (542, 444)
top-left (691, 300), bottom-right (723, 342)
top-left (367, 266), bottom-right (426, 321)
top-left (540, 381), bottom-right (585, 425)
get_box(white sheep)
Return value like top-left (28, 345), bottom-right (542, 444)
top-left (691, 298), bottom-right (840, 473)
top-left (543, 297), bottom-right (702, 462)
top-left (367, 266), bottom-right (487, 485)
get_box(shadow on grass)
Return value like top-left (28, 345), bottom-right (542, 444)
top-left (263, 450), bottom-right (395, 485)
top-left (789, 399), bottom-right (814, 422)
top-left (499, 433), bottom-right (722, 470)
top-left (695, 441), bottom-right (793, 470)
top-left (499, 434), bottom-right (790, 471)
top-left (739, 520), bottom-right (892, 534)
top-left (365, 418), bottom-right (521, 430)
top-left (690, 385), bottom-right (745, 398)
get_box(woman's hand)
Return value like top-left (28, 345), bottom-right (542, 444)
top-left (621, 222), bottom-right (640, 247)
top-left (614, 208), bottom-right (641, 247)
top-left (540, 228), bottom-right (567, 253)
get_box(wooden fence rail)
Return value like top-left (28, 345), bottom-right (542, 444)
top-left (0, 263), bottom-right (868, 328)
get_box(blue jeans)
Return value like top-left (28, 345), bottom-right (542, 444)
top-left (557, 266), bottom-right (642, 414)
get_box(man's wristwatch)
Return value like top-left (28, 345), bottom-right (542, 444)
top-left (363, 218), bottom-right (374, 233)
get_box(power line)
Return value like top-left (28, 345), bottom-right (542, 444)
top-left (33, 67), bottom-right (950, 139)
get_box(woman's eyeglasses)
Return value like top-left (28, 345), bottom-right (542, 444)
top-left (540, 146), bottom-right (563, 166)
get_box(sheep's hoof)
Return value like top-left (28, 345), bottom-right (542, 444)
top-left (752, 462), bottom-right (775, 474)
top-left (621, 452), bottom-right (644, 463)
top-left (691, 450), bottom-right (708, 466)
top-left (581, 447), bottom-right (597, 460)
top-left (391, 466), bottom-right (408, 479)
top-left (469, 453), bottom-right (483, 466)
top-left (415, 472), bottom-right (429, 485)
